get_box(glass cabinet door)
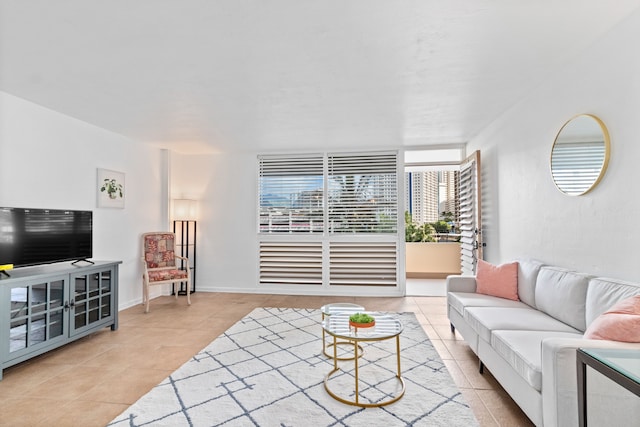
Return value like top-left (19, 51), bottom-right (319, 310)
top-left (70, 267), bottom-right (114, 336)
top-left (7, 277), bottom-right (67, 358)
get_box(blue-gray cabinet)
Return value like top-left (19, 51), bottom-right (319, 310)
top-left (0, 261), bottom-right (120, 380)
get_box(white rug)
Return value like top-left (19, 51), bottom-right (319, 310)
top-left (108, 307), bottom-right (478, 426)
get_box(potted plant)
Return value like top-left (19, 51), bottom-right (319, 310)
top-left (100, 178), bottom-right (123, 199)
top-left (349, 312), bottom-right (375, 329)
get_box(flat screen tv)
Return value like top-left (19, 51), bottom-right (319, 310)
top-left (0, 207), bottom-right (92, 268)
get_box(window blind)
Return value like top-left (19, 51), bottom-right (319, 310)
top-left (329, 242), bottom-right (397, 286)
top-left (327, 152), bottom-right (398, 233)
top-left (459, 152), bottom-right (481, 275)
top-left (258, 151), bottom-right (400, 289)
top-left (259, 241), bottom-right (323, 285)
top-left (259, 155), bottom-right (324, 233)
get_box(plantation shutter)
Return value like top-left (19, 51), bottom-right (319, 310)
top-left (259, 241), bottom-right (323, 285)
top-left (258, 154), bottom-right (324, 233)
top-left (329, 242), bottom-right (397, 286)
top-left (327, 152), bottom-right (398, 233)
top-left (459, 151), bottom-right (482, 275)
top-left (258, 151), bottom-right (400, 289)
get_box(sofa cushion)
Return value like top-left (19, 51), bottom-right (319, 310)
top-left (515, 259), bottom-right (544, 308)
top-left (464, 306), bottom-right (580, 343)
top-left (535, 267), bottom-right (590, 331)
top-left (476, 259), bottom-right (519, 301)
top-left (584, 295), bottom-right (640, 342)
top-left (585, 277), bottom-right (640, 326)
top-left (448, 292), bottom-right (528, 317)
top-left (491, 330), bottom-right (583, 391)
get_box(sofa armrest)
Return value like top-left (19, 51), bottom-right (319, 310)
top-left (541, 337), bottom-right (640, 427)
top-left (446, 275), bottom-right (477, 293)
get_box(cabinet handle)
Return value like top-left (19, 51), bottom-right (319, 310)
top-left (64, 301), bottom-right (70, 311)
top-left (70, 299), bottom-right (75, 308)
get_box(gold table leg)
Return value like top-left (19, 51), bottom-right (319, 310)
top-left (323, 336), bottom-right (405, 408)
top-left (354, 338), bottom-right (359, 405)
top-left (322, 312), bottom-right (363, 360)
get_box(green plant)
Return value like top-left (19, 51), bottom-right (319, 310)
top-left (100, 178), bottom-right (123, 199)
top-left (405, 212), bottom-right (435, 242)
top-left (349, 313), bottom-right (375, 324)
top-left (441, 211), bottom-right (455, 223)
top-left (431, 220), bottom-right (451, 234)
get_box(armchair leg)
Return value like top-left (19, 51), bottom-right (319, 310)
top-left (479, 361), bottom-right (485, 374)
top-left (143, 282), bottom-right (150, 313)
top-left (144, 285), bottom-right (150, 313)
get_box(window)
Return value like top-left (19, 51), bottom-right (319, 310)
top-left (327, 153), bottom-right (397, 233)
top-left (259, 154), bottom-right (324, 233)
top-left (258, 151), bottom-right (400, 288)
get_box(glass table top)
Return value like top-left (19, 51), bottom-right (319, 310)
top-left (581, 348), bottom-right (640, 384)
top-left (322, 312), bottom-right (403, 341)
top-left (320, 303), bottom-right (365, 316)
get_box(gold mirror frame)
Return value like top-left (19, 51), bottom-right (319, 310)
top-left (550, 114), bottom-right (610, 196)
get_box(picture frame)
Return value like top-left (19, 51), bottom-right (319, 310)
top-left (97, 168), bottom-right (125, 209)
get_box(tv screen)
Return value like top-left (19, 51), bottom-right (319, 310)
top-left (0, 207), bottom-right (92, 268)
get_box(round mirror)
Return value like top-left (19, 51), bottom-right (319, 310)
top-left (550, 114), bottom-right (610, 196)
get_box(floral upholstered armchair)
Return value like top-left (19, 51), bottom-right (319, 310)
top-left (141, 232), bottom-right (191, 313)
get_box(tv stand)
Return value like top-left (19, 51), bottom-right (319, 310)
top-left (71, 259), bottom-right (95, 266)
top-left (0, 261), bottom-right (121, 380)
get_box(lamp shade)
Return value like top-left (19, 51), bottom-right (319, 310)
top-left (172, 199), bottom-right (198, 220)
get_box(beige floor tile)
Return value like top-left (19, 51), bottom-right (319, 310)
top-left (0, 361), bottom-right (76, 395)
top-left (441, 338), bottom-right (477, 361)
top-left (419, 323), bottom-right (441, 341)
top-left (431, 323), bottom-right (460, 340)
top-left (476, 389), bottom-right (535, 426)
top-left (459, 388), bottom-right (499, 427)
top-left (0, 397), bottom-right (74, 426)
top-left (79, 366), bottom-right (170, 404)
top-left (25, 365), bottom-right (125, 400)
top-left (417, 303), bottom-right (448, 316)
top-left (46, 401), bottom-right (131, 427)
top-left (427, 313), bottom-right (454, 325)
top-left (456, 358), bottom-right (502, 390)
top-left (80, 344), bottom-right (164, 369)
top-left (430, 338), bottom-right (454, 360)
top-left (443, 359), bottom-right (473, 389)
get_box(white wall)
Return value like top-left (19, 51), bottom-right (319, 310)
top-left (171, 151), bottom-right (260, 292)
top-left (0, 91), bottom-right (168, 308)
top-left (171, 150), bottom-right (405, 296)
top-left (468, 9), bottom-right (640, 282)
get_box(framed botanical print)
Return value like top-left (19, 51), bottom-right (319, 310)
top-left (97, 168), bottom-right (125, 208)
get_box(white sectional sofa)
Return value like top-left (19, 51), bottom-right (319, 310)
top-left (446, 259), bottom-right (640, 427)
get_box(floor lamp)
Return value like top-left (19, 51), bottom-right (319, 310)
top-left (172, 199), bottom-right (197, 295)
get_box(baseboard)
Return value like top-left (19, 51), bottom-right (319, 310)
top-left (406, 272), bottom-right (456, 279)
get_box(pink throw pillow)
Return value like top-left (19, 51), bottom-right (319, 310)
top-left (584, 295), bottom-right (640, 342)
top-left (476, 259), bottom-right (519, 301)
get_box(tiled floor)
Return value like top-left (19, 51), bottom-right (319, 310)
top-left (0, 292), bottom-right (534, 426)
top-left (406, 277), bottom-right (448, 296)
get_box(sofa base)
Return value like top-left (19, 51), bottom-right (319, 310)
top-left (477, 338), bottom-right (541, 426)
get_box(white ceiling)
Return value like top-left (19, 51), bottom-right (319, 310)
top-left (1, 1), bottom-right (639, 154)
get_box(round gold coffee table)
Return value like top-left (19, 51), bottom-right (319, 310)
top-left (322, 312), bottom-right (405, 407)
top-left (320, 303), bottom-right (365, 360)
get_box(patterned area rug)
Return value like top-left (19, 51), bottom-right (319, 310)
top-left (108, 307), bottom-right (478, 426)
